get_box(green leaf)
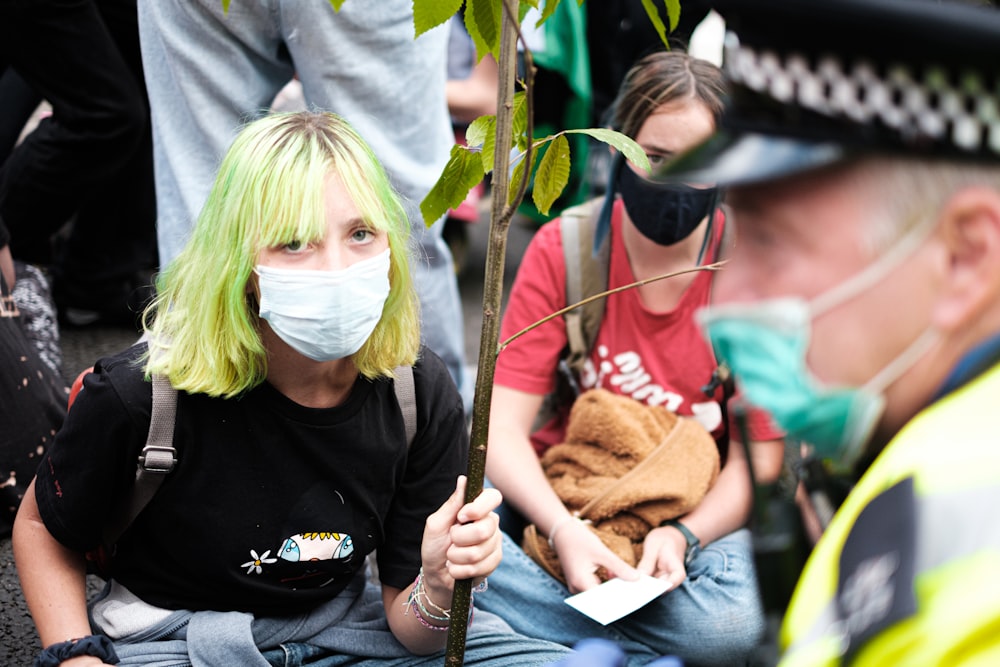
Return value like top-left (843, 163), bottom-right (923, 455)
top-left (222, 0), bottom-right (230, 13)
top-left (507, 150), bottom-right (540, 208)
top-left (466, 0), bottom-right (502, 60)
top-left (481, 124), bottom-right (497, 174)
top-left (464, 115), bottom-right (498, 174)
top-left (420, 144), bottom-right (486, 226)
top-left (665, 0), bottom-right (681, 31)
top-left (566, 128), bottom-right (651, 172)
top-left (519, 1), bottom-right (536, 23)
top-left (413, 0), bottom-right (464, 38)
top-left (328, 0), bottom-right (346, 11)
top-left (466, 115), bottom-right (498, 173)
top-left (465, 114), bottom-right (493, 148)
top-left (639, 0), bottom-right (669, 48)
top-left (538, 0), bottom-right (559, 26)
top-left (511, 91), bottom-right (528, 152)
top-left (463, 19), bottom-right (491, 64)
top-left (532, 134), bottom-right (571, 216)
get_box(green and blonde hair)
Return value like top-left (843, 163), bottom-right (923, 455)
top-left (143, 111), bottom-right (420, 397)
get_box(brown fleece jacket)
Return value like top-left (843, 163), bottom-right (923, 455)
top-left (522, 388), bottom-right (720, 583)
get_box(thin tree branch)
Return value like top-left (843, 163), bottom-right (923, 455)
top-left (444, 2), bottom-right (522, 665)
top-left (502, 0), bottom-right (535, 219)
top-left (500, 261), bottom-right (727, 351)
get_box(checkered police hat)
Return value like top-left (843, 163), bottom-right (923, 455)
top-left (661, 0), bottom-right (1000, 186)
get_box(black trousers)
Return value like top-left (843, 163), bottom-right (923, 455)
top-left (0, 0), bottom-right (156, 299)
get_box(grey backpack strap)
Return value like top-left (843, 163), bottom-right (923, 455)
top-left (531, 199), bottom-right (610, 433)
top-left (561, 197), bottom-right (610, 378)
top-left (393, 365), bottom-right (417, 447)
top-left (106, 365), bottom-right (413, 548)
top-left (562, 206), bottom-right (587, 367)
top-left (106, 373), bottom-right (178, 545)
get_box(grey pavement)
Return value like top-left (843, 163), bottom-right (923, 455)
top-left (0, 205), bottom-right (537, 666)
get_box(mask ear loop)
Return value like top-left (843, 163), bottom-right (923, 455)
top-left (810, 215), bottom-right (935, 318)
top-left (862, 328), bottom-right (938, 396)
top-left (806, 215), bottom-right (940, 453)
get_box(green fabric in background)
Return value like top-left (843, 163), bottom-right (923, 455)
top-left (517, 0), bottom-right (593, 224)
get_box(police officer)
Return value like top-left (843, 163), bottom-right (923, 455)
top-left (660, 0), bottom-right (1000, 664)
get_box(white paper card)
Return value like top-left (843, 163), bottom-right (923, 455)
top-left (563, 575), bottom-right (671, 625)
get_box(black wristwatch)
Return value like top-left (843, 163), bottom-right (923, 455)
top-left (660, 518), bottom-right (700, 566)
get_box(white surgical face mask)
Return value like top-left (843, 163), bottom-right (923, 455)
top-left (256, 249), bottom-right (391, 362)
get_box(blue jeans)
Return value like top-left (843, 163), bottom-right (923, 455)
top-left (262, 610), bottom-right (572, 667)
top-left (136, 0), bottom-right (470, 403)
top-left (98, 575), bottom-right (571, 667)
top-left (476, 530), bottom-right (766, 667)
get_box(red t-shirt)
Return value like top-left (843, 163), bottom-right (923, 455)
top-left (496, 198), bottom-right (783, 455)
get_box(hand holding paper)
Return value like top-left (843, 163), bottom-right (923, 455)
top-left (564, 575), bottom-right (672, 625)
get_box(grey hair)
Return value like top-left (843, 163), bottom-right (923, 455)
top-left (848, 157), bottom-right (1000, 254)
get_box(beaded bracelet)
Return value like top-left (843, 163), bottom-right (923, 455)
top-left (403, 568), bottom-right (488, 631)
top-left (422, 588), bottom-right (451, 619)
top-left (35, 634), bottom-right (119, 667)
top-left (413, 583), bottom-right (450, 623)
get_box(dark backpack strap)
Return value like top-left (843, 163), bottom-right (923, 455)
top-left (393, 365), bottom-right (417, 448)
top-left (105, 373), bottom-right (178, 546)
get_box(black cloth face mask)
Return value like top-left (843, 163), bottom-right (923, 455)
top-left (615, 158), bottom-right (719, 246)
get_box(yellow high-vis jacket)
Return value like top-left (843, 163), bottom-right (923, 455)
top-left (779, 361), bottom-right (1000, 666)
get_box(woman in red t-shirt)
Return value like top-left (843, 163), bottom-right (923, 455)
top-left (477, 51), bottom-right (785, 666)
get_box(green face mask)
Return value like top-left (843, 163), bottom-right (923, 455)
top-left (697, 221), bottom-right (938, 468)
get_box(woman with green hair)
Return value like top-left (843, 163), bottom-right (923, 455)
top-left (13, 111), bottom-right (571, 666)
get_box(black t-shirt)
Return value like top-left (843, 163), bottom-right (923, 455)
top-left (34, 343), bottom-right (468, 616)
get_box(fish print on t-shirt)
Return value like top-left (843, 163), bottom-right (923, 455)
top-left (240, 531), bottom-right (355, 584)
top-left (238, 483), bottom-right (361, 587)
top-left (278, 531), bottom-right (355, 562)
